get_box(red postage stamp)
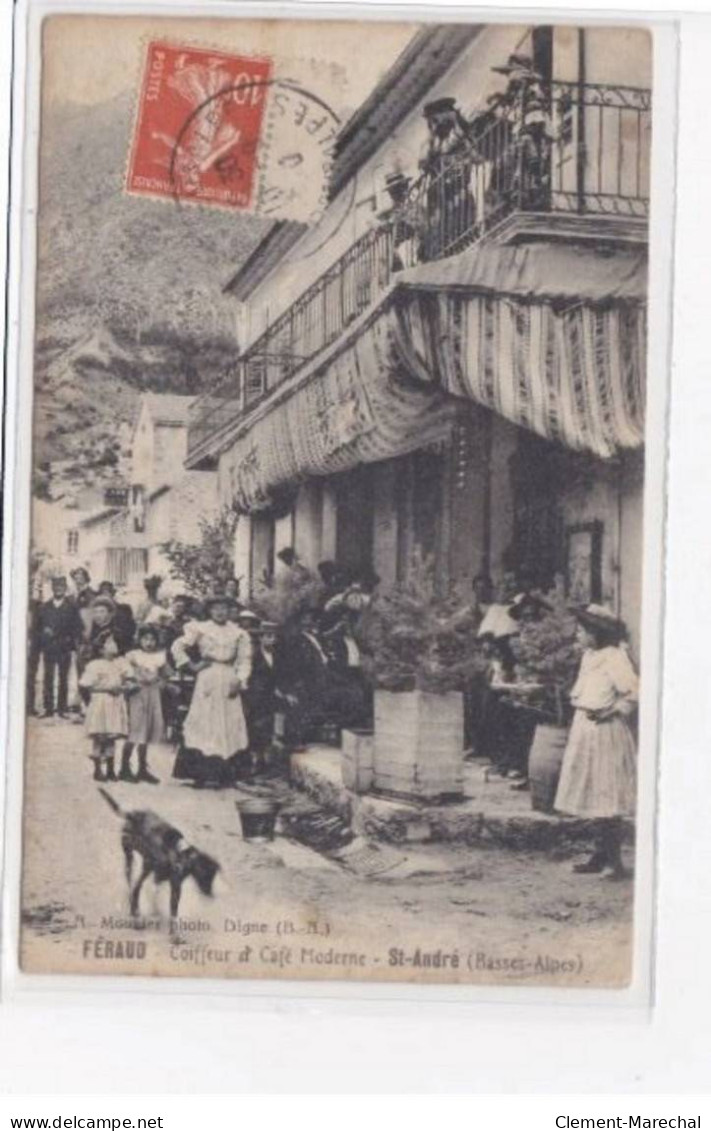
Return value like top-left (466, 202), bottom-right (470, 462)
top-left (127, 42), bottom-right (273, 209)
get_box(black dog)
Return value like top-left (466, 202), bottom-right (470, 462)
top-left (98, 789), bottom-right (219, 919)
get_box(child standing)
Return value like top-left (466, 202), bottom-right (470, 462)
top-left (555, 604), bottom-right (638, 880)
top-left (78, 634), bottom-right (130, 781)
top-left (120, 625), bottom-right (171, 784)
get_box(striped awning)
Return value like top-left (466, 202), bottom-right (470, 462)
top-left (222, 241), bottom-right (647, 512)
top-left (392, 242), bottom-right (646, 460)
top-left (220, 307), bottom-right (457, 513)
top-left (392, 288), bottom-right (646, 460)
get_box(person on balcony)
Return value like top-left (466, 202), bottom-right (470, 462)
top-left (418, 97), bottom-right (482, 260)
top-left (171, 594), bottom-right (253, 787)
top-left (490, 54), bottom-right (553, 212)
top-left (378, 171), bottom-right (419, 272)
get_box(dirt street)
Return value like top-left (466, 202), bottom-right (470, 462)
top-left (19, 718), bottom-right (634, 988)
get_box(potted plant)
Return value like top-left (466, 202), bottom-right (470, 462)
top-left (356, 552), bottom-right (481, 802)
top-left (509, 580), bottom-right (581, 812)
top-left (251, 563), bottom-right (324, 629)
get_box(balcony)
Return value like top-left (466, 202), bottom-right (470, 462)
top-left (187, 78), bottom-right (651, 469)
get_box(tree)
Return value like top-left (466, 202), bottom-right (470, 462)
top-left (160, 506), bottom-right (240, 595)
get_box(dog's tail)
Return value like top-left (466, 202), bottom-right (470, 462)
top-left (97, 787), bottom-right (124, 817)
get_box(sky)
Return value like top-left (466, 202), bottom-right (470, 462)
top-left (41, 14), bottom-right (419, 121)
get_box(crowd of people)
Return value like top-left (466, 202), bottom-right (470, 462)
top-left (28, 554), bottom-right (638, 877)
top-left (27, 557), bottom-right (376, 789)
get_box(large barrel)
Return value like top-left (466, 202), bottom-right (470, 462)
top-left (528, 724), bottom-right (568, 813)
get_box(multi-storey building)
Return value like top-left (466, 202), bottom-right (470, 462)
top-left (186, 23), bottom-right (651, 656)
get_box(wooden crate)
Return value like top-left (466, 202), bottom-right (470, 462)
top-left (341, 729), bottom-right (374, 794)
top-left (373, 690), bottom-right (464, 801)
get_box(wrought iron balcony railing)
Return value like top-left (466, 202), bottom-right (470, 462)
top-left (187, 78), bottom-right (651, 466)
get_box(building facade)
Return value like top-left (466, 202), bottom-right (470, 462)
top-left (186, 23), bottom-right (650, 657)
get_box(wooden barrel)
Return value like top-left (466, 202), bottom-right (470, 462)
top-left (528, 724), bottom-right (568, 813)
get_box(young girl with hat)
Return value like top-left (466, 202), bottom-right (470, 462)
top-left (555, 604), bottom-right (638, 880)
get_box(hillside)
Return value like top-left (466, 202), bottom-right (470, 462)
top-left (33, 93), bottom-right (271, 492)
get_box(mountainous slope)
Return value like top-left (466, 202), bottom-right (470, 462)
top-left (33, 93), bottom-right (271, 489)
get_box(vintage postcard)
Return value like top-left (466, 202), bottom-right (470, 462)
top-left (7, 9), bottom-right (666, 992)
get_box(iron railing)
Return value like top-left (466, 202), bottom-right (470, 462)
top-left (188, 78), bottom-right (651, 465)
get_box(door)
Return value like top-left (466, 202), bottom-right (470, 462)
top-left (335, 465), bottom-right (375, 578)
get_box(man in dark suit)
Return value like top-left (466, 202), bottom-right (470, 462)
top-left (37, 576), bottom-right (82, 718)
top-left (243, 620), bottom-right (279, 772)
top-left (276, 607), bottom-right (332, 746)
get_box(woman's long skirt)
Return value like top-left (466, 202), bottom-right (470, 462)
top-left (182, 662), bottom-right (248, 758)
top-left (555, 710), bottom-right (637, 819)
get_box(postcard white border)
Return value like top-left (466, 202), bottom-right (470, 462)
top-left (0, 0), bottom-right (677, 1022)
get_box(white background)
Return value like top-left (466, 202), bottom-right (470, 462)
top-left (1, 0), bottom-right (711, 1101)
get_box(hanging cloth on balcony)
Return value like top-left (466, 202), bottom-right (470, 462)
top-left (392, 242), bottom-right (647, 460)
top-left (220, 308), bottom-right (456, 513)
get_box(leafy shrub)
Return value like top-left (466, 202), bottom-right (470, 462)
top-left (160, 506), bottom-right (240, 595)
top-left (510, 579), bottom-right (580, 725)
top-left (356, 550), bottom-right (484, 694)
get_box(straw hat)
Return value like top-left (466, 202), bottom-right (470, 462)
top-left (423, 97), bottom-right (458, 118)
top-left (573, 603), bottom-right (626, 639)
top-left (491, 53), bottom-right (543, 80)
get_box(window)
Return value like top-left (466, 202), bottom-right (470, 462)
top-left (66, 529), bottom-right (79, 555)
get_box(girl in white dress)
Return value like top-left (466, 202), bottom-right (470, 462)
top-left (555, 604), bottom-right (638, 880)
top-left (78, 634), bottom-right (131, 781)
top-left (120, 625), bottom-right (172, 784)
top-left (172, 595), bottom-right (252, 786)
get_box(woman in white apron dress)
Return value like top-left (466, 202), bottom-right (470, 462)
top-left (172, 595), bottom-right (252, 786)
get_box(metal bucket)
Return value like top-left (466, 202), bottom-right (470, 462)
top-left (236, 798), bottom-right (281, 843)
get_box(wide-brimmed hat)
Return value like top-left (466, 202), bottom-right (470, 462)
top-left (573, 603), bottom-right (626, 639)
top-left (237, 609), bottom-right (260, 626)
top-left (423, 97), bottom-right (458, 118)
top-left (491, 53), bottom-right (543, 79)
